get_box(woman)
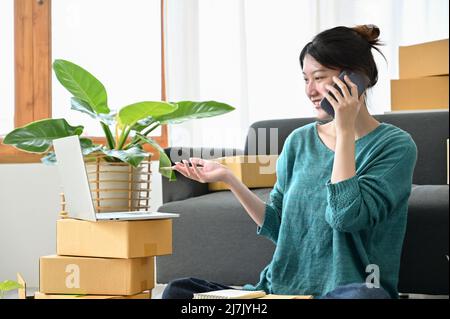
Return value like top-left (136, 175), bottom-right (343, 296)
top-left (162, 24), bottom-right (417, 299)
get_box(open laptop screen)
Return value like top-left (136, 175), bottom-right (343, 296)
top-left (53, 135), bottom-right (97, 221)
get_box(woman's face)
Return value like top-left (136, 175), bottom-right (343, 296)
top-left (302, 54), bottom-right (341, 120)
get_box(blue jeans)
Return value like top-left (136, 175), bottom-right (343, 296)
top-left (161, 277), bottom-right (391, 299)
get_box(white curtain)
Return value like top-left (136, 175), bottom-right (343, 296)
top-left (165, 0), bottom-right (449, 150)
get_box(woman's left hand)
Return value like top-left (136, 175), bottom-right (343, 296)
top-left (324, 75), bottom-right (364, 133)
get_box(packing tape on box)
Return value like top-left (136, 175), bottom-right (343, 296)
top-left (144, 243), bottom-right (157, 255)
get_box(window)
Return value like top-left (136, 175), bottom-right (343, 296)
top-left (0, 0), bottom-right (167, 163)
top-left (52, 0), bottom-right (162, 136)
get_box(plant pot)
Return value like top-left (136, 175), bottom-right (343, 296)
top-left (83, 154), bottom-right (152, 213)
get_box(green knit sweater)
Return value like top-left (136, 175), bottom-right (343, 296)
top-left (243, 122), bottom-right (417, 298)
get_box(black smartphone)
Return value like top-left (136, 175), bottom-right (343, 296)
top-left (320, 71), bottom-right (370, 118)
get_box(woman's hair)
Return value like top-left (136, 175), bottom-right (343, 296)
top-left (299, 24), bottom-right (385, 88)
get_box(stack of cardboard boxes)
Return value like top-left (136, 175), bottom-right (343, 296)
top-left (36, 217), bottom-right (173, 299)
top-left (391, 39), bottom-right (449, 111)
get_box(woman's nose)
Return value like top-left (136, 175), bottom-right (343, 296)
top-left (306, 81), bottom-right (318, 96)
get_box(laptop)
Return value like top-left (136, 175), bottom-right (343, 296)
top-left (53, 135), bottom-right (179, 221)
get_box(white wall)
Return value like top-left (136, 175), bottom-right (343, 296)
top-left (0, 163), bottom-right (163, 288)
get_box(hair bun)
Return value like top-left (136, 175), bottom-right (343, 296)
top-left (353, 24), bottom-right (380, 45)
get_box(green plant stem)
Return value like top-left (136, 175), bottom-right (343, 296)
top-left (124, 123), bottom-right (160, 150)
top-left (101, 122), bottom-right (115, 149)
top-left (117, 126), bottom-right (132, 150)
top-left (142, 122), bottom-right (160, 136)
top-left (123, 140), bottom-right (136, 150)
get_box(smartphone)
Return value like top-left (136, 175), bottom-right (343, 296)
top-left (320, 71), bottom-right (370, 118)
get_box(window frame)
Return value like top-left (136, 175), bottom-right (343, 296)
top-left (0, 0), bottom-right (168, 163)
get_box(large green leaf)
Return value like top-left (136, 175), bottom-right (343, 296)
top-left (100, 146), bottom-right (150, 168)
top-left (155, 101), bottom-right (235, 124)
top-left (136, 134), bottom-right (176, 181)
top-left (2, 119), bottom-right (84, 153)
top-left (53, 59), bottom-right (109, 114)
top-left (117, 102), bottom-right (177, 129)
top-left (71, 97), bottom-right (115, 125)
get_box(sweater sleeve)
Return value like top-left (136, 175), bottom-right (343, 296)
top-left (257, 181), bottom-right (283, 244)
top-left (325, 140), bottom-right (417, 233)
top-left (256, 134), bottom-right (292, 244)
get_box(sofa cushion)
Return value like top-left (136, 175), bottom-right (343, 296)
top-left (157, 188), bottom-right (275, 286)
top-left (399, 184), bottom-right (449, 295)
top-left (245, 111), bottom-right (449, 185)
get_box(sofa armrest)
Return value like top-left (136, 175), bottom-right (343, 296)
top-left (399, 185), bottom-right (449, 295)
top-left (161, 146), bottom-right (244, 204)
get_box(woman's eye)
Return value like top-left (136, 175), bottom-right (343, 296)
top-left (314, 77), bottom-right (323, 81)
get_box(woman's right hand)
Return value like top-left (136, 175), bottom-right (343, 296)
top-left (171, 157), bottom-right (231, 184)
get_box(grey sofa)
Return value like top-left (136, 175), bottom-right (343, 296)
top-left (157, 110), bottom-right (449, 297)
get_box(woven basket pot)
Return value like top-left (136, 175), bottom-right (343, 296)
top-left (83, 153), bottom-right (152, 212)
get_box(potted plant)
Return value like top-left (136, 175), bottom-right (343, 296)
top-left (3, 59), bottom-right (235, 211)
top-left (3, 59), bottom-right (235, 178)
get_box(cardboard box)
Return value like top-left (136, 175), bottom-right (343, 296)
top-left (399, 39), bottom-right (449, 78)
top-left (39, 255), bottom-right (154, 295)
top-left (34, 291), bottom-right (151, 299)
top-left (390, 76), bottom-right (449, 111)
top-left (208, 155), bottom-right (278, 191)
top-left (17, 273), bottom-right (27, 299)
top-left (57, 218), bottom-right (172, 258)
